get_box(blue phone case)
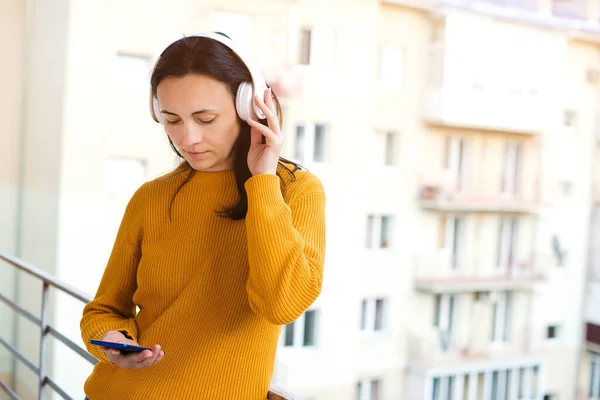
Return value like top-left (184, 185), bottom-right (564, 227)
top-left (90, 340), bottom-right (150, 353)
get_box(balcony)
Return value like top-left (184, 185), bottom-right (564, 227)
top-left (413, 251), bottom-right (548, 293)
top-left (424, 86), bottom-right (547, 135)
top-left (418, 176), bottom-right (540, 214)
top-left (407, 329), bottom-right (539, 371)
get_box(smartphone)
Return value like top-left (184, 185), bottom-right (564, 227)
top-left (90, 340), bottom-right (150, 354)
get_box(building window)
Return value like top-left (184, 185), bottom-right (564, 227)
top-left (546, 325), bottom-right (561, 341)
top-left (446, 137), bottom-right (467, 192)
top-left (294, 126), bottom-right (306, 162)
top-left (356, 379), bottom-right (381, 400)
top-left (366, 215), bottom-right (393, 249)
top-left (492, 291), bottom-right (512, 343)
top-left (361, 298), bottom-right (386, 332)
top-left (294, 123), bottom-right (329, 163)
top-left (379, 45), bottom-right (404, 87)
top-left (497, 217), bottom-right (518, 270)
top-left (518, 367), bottom-right (525, 398)
top-left (440, 215), bottom-right (464, 268)
top-left (282, 310), bottom-right (318, 347)
top-left (501, 142), bottom-right (521, 195)
top-left (298, 27), bottom-right (335, 67)
top-left (303, 309), bottom-right (317, 346)
top-left (385, 132), bottom-right (396, 166)
top-left (211, 12), bottom-right (253, 55)
top-left (314, 124), bottom-right (328, 162)
top-left (113, 53), bottom-right (150, 89)
top-left (432, 377), bottom-right (440, 400)
top-left (434, 294), bottom-right (455, 350)
top-left (563, 110), bottom-right (577, 128)
top-left (591, 355), bottom-right (600, 398)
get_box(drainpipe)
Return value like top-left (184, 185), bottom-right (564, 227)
top-left (12, 0), bottom-right (34, 389)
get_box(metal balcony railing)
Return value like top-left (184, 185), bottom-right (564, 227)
top-left (0, 250), bottom-right (302, 400)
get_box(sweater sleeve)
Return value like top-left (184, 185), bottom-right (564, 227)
top-left (244, 173), bottom-right (326, 325)
top-left (80, 185), bottom-right (146, 363)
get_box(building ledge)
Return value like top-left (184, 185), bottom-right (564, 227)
top-left (419, 198), bottom-right (539, 214)
top-left (415, 273), bottom-right (545, 294)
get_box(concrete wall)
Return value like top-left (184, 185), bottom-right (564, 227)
top-left (0, 0), bottom-right (25, 380)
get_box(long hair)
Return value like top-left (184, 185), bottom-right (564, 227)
top-left (150, 34), bottom-right (300, 220)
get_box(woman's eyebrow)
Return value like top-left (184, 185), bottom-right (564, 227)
top-left (160, 109), bottom-right (219, 116)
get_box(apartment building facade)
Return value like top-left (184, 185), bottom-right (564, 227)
top-left (1, 0), bottom-right (599, 399)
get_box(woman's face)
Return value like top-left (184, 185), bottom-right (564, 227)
top-left (156, 74), bottom-right (241, 172)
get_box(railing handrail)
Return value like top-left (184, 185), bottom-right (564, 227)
top-left (0, 250), bottom-right (92, 303)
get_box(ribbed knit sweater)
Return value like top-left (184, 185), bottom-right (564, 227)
top-left (80, 161), bottom-right (326, 399)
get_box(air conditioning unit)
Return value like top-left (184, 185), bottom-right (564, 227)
top-left (587, 68), bottom-right (600, 84)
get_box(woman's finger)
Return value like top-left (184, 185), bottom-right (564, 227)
top-left (254, 94), bottom-right (281, 136)
top-left (136, 345), bottom-right (161, 369)
top-left (151, 351), bottom-right (165, 367)
top-left (246, 118), bottom-right (281, 147)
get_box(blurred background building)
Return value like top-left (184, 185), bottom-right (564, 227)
top-left (1, 0), bottom-right (600, 399)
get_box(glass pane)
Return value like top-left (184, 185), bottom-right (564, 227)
top-left (380, 216), bottom-right (391, 248)
top-left (518, 368), bottom-right (525, 398)
top-left (374, 299), bottom-right (384, 331)
top-left (356, 381), bottom-right (362, 400)
top-left (432, 377), bottom-right (440, 400)
top-left (532, 366), bottom-right (539, 397)
top-left (294, 125), bottom-right (306, 162)
top-left (314, 124), bottom-right (328, 162)
top-left (591, 359), bottom-right (597, 397)
top-left (371, 379), bottom-right (380, 400)
top-left (299, 29), bottom-right (311, 65)
top-left (303, 310), bottom-right (317, 346)
top-left (361, 300), bottom-right (368, 330)
top-left (448, 295), bottom-right (455, 333)
top-left (284, 322), bottom-right (295, 347)
top-left (448, 376), bottom-right (454, 400)
top-left (434, 295), bottom-right (441, 327)
top-left (366, 215), bottom-right (374, 248)
top-left (504, 292), bottom-right (512, 341)
top-left (385, 132), bottom-right (395, 166)
top-left (491, 371), bottom-right (498, 400)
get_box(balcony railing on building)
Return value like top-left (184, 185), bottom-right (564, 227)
top-left (407, 327), bottom-right (539, 369)
top-left (418, 173), bottom-right (540, 214)
top-left (423, 85), bottom-right (549, 135)
top-left (413, 251), bottom-right (549, 293)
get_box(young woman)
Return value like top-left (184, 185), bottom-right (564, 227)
top-left (80, 32), bottom-right (326, 399)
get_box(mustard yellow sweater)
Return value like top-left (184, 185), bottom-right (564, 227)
top-left (80, 162), bottom-right (326, 399)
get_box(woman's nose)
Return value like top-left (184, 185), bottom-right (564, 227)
top-left (181, 123), bottom-right (204, 147)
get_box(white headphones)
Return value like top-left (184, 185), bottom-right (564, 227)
top-left (150, 32), bottom-right (268, 124)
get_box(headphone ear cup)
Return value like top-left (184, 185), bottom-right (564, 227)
top-left (152, 96), bottom-right (164, 124)
top-left (236, 81), bottom-right (254, 121)
top-left (236, 81), bottom-right (266, 121)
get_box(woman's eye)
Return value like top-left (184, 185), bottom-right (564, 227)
top-left (199, 119), bottom-right (215, 124)
top-left (166, 120), bottom-right (181, 125)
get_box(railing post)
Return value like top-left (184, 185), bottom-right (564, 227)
top-left (38, 282), bottom-right (49, 400)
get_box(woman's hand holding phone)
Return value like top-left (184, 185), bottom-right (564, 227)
top-left (101, 330), bottom-right (164, 369)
